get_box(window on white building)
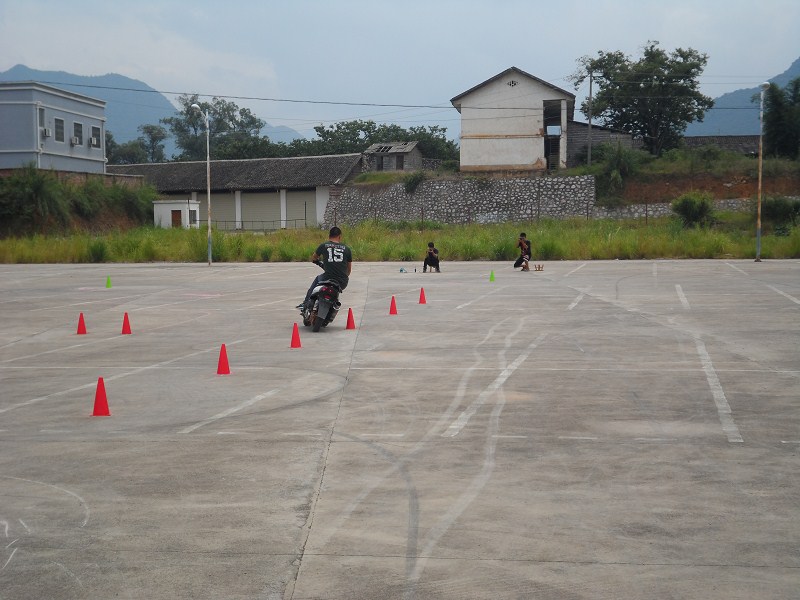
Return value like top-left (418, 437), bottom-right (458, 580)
top-left (55, 118), bottom-right (65, 142)
top-left (90, 126), bottom-right (101, 148)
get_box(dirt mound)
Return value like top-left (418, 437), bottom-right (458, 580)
top-left (623, 174), bottom-right (800, 203)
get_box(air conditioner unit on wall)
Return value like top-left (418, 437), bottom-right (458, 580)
top-left (70, 137), bottom-right (80, 146)
top-left (89, 137), bottom-right (99, 147)
top-left (42, 128), bottom-right (52, 138)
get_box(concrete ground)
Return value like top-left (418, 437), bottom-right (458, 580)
top-left (0, 259), bottom-right (798, 600)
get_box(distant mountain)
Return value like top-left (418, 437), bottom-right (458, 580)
top-left (686, 57), bottom-right (800, 136)
top-left (0, 65), bottom-right (305, 158)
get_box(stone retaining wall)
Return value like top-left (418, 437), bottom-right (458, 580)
top-left (594, 197), bottom-right (754, 220)
top-left (325, 176), bottom-right (762, 227)
top-left (325, 176), bottom-right (596, 226)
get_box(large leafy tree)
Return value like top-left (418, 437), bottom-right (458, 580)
top-left (109, 139), bottom-right (148, 165)
top-left (571, 41), bottom-right (714, 155)
top-left (161, 94), bottom-right (269, 161)
top-left (286, 120), bottom-right (458, 160)
top-left (138, 124), bottom-right (168, 163)
top-left (763, 77), bottom-right (800, 160)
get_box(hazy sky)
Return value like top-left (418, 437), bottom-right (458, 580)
top-left (1, 0), bottom-right (798, 139)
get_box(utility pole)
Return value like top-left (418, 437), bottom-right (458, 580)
top-left (587, 71), bottom-right (593, 167)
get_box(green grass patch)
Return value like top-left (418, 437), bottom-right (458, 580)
top-left (1, 217), bottom-right (799, 263)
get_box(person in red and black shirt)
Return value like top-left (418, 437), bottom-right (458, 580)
top-left (514, 232), bottom-right (531, 271)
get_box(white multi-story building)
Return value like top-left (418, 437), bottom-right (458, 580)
top-left (0, 81), bottom-right (106, 173)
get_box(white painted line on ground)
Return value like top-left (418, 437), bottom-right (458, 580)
top-left (694, 335), bottom-right (743, 443)
top-left (767, 285), bottom-right (800, 305)
top-left (281, 432), bottom-right (323, 436)
top-left (567, 293), bottom-right (585, 311)
top-left (179, 389), bottom-right (278, 434)
top-left (781, 440), bottom-right (800, 444)
top-left (558, 436), bottom-right (598, 440)
top-left (564, 263), bottom-right (586, 277)
top-left (634, 437), bottom-right (678, 442)
top-left (359, 433), bottom-right (405, 438)
top-left (443, 334), bottom-right (546, 437)
top-left (726, 262), bottom-right (748, 275)
top-left (652, 263), bottom-right (657, 278)
top-left (492, 435), bottom-right (527, 439)
top-left (676, 284), bottom-right (691, 310)
top-left (456, 286), bottom-right (503, 310)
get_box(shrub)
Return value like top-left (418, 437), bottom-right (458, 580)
top-left (403, 171), bottom-right (426, 194)
top-left (762, 195), bottom-right (800, 226)
top-left (671, 191), bottom-right (716, 228)
top-left (0, 164), bottom-right (69, 233)
top-left (88, 238), bottom-right (108, 262)
top-left (440, 160), bottom-right (460, 172)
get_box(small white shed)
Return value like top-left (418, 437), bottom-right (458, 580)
top-left (153, 199), bottom-right (200, 229)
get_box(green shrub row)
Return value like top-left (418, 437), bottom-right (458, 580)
top-left (0, 164), bottom-right (157, 235)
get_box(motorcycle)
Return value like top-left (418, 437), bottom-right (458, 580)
top-left (301, 279), bottom-right (342, 332)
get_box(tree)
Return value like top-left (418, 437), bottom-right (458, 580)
top-left (763, 77), bottom-right (800, 160)
top-left (161, 94), bottom-right (269, 161)
top-left (284, 119), bottom-right (458, 161)
top-left (111, 140), bottom-right (148, 165)
top-left (570, 41), bottom-right (714, 156)
top-left (138, 124), bottom-right (168, 163)
top-left (105, 130), bottom-right (119, 163)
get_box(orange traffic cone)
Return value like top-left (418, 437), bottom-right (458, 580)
top-left (77, 312), bottom-right (87, 335)
top-left (290, 323), bottom-right (302, 348)
top-left (217, 344), bottom-right (230, 375)
top-left (121, 312), bottom-right (132, 335)
top-left (419, 287), bottom-right (427, 304)
top-left (389, 296), bottom-right (398, 315)
top-left (92, 377), bottom-right (110, 416)
top-left (346, 307), bottom-right (356, 330)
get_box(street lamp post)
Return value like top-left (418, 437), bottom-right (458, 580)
top-left (191, 103), bottom-right (212, 266)
top-left (755, 82), bottom-right (770, 262)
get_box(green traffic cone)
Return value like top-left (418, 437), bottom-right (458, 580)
top-left (106, 276), bottom-right (112, 289)
top-left (489, 270), bottom-right (495, 282)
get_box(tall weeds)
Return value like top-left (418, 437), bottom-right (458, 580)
top-left (1, 217), bottom-right (798, 263)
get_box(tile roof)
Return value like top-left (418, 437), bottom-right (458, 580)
top-left (364, 141), bottom-right (419, 154)
top-left (107, 154), bottom-right (362, 192)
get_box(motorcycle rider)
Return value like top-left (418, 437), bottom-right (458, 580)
top-left (298, 226), bottom-right (352, 310)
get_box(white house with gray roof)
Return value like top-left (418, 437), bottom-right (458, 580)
top-left (451, 67), bottom-right (575, 172)
top-left (108, 154), bottom-right (362, 230)
top-left (0, 81), bottom-right (107, 173)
